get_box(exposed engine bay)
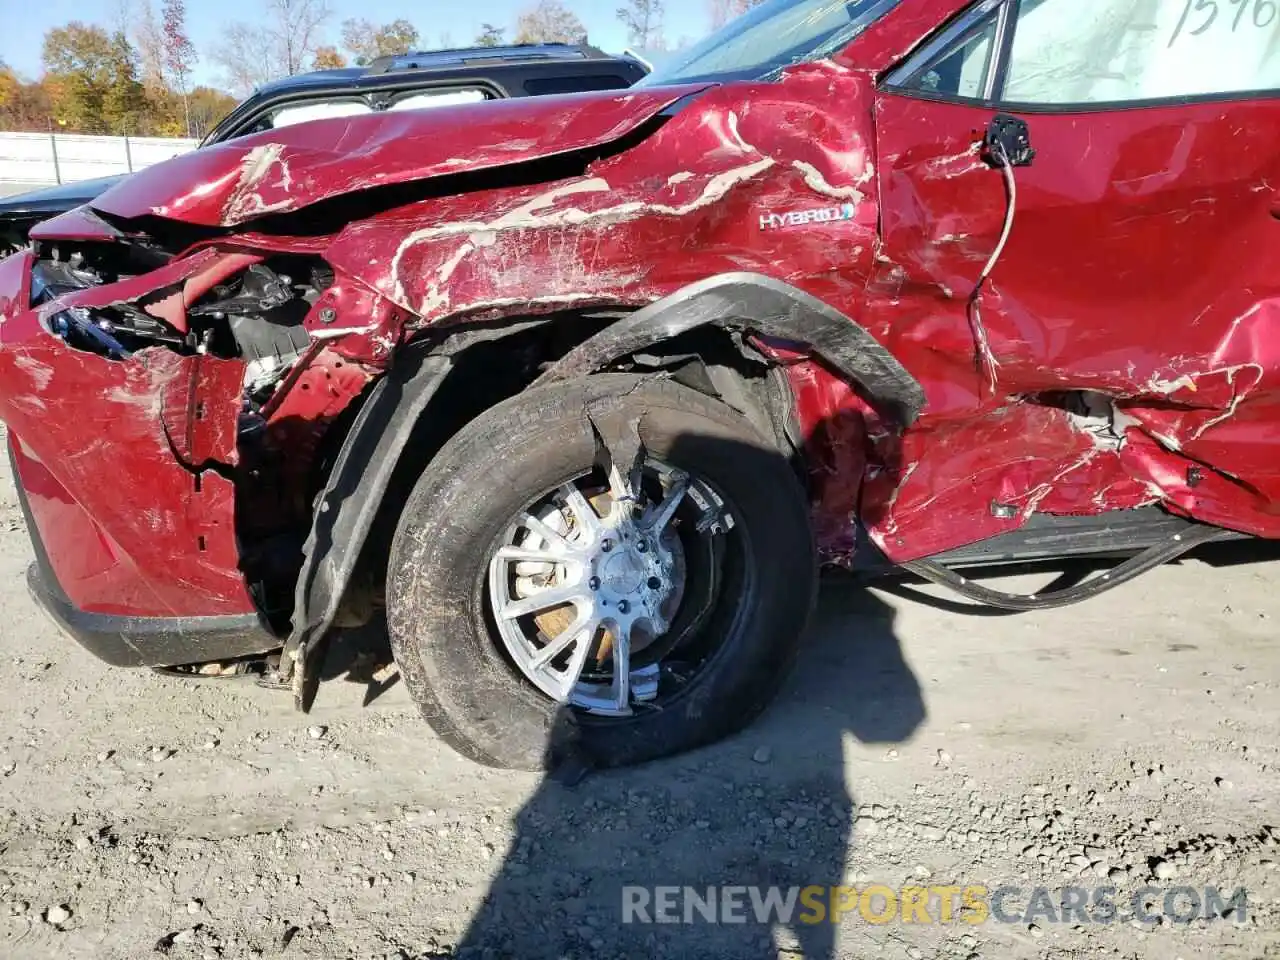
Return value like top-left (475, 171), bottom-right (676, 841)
top-left (23, 240), bottom-right (372, 629)
top-left (32, 249), bottom-right (316, 386)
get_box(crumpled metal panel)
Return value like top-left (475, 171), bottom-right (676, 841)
top-left (869, 405), bottom-right (1158, 559)
top-left (326, 71), bottom-right (881, 327)
top-left (9, 0), bottom-right (1280, 614)
top-left (27, 204), bottom-right (122, 244)
top-left (89, 85), bottom-right (713, 228)
top-left (774, 354), bottom-right (871, 565)
top-left (864, 82), bottom-right (1280, 560)
top-left (0, 250), bottom-right (254, 617)
top-left (0, 341), bottom-right (250, 618)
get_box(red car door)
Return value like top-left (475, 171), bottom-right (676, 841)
top-left (867, 0), bottom-right (1280, 538)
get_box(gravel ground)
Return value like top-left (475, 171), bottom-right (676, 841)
top-left (0, 429), bottom-right (1276, 960)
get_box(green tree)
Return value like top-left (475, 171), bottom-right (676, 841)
top-left (105, 32), bottom-right (148, 133)
top-left (475, 23), bottom-right (506, 47)
top-left (43, 23), bottom-right (146, 134)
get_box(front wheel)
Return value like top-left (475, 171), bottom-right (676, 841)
top-left (386, 374), bottom-right (817, 770)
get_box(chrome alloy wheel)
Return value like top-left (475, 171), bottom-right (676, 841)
top-left (486, 459), bottom-right (729, 717)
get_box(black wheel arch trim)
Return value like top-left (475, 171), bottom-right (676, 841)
top-left (281, 273), bottom-right (923, 704)
top-left (280, 350), bottom-right (453, 707)
top-left (533, 272), bottom-right (927, 425)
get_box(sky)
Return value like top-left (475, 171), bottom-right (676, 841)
top-left (0, 0), bottom-right (712, 88)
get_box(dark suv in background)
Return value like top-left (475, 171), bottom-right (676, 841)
top-left (0, 43), bottom-right (648, 249)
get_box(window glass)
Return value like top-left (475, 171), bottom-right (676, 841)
top-left (637, 0), bottom-right (898, 85)
top-left (269, 100), bottom-right (372, 128)
top-left (525, 75), bottom-right (631, 94)
top-left (1005, 0), bottom-right (1280, 104)
top-left (906, 15), bottom-right (999, 98)
top-left (389, 89), bottom-right (489, 111)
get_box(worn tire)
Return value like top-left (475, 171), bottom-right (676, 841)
top-left (386, 374), bottom-right (817, 770)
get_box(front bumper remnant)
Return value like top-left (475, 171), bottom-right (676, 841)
top-left (25, 562), bottom-right (279, 668)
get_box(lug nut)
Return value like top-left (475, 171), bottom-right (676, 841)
top-left (647, 577), bottom-right (662, 590)
top-left (601, 539), bottom-right (613, 552)
top-left (617, 600), bottom-right (630, 614)
top-left (588, 576), bottom-right (601, 591)
top-left (636, 540), bottom-right (648, 553)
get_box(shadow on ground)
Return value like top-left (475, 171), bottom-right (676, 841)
top-left (321, 612), bottom-right (402, 706)
top-left (444, 586), bottom-right (924, 959)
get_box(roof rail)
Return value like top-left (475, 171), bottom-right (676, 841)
top-left (364, 43), bottom-right (609, 76)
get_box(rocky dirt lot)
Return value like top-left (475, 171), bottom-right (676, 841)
top-left (0, 437), bottom-right (1276, 960)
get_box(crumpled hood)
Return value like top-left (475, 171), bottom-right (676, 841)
top-left (91, 84), bottom-right (712, 229)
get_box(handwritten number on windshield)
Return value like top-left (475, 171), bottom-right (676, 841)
top-left (1170, 0), bottom-right (1277, 47)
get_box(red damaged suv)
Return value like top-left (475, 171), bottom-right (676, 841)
top-left (1, 0), bottom-right (1275, 769)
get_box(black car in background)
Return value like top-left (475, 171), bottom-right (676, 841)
top-left (0, 43), bottom-right (649, 249)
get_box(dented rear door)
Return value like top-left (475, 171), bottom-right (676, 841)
top-left (869, 0), bottom-right (1280, 515)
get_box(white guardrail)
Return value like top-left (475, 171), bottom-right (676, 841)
top-left (0, 131), bottom-right (199, 186)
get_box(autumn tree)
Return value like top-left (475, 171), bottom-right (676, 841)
top-left (617, 0), bottom-right (664, 49)
top-left (43, 22), bottom-right (113, 119)
top-left (340, 18), bottom-right (419, 66)
top-left (43, 23), bottom-right (147, 134)
top-left (475, 24), bottom-right (506, 47)
top-left (0, 66), bottom-right (14, 113)
top-left (161, 0), bottom-right (195, 136)
top-left (2, 24), bottom-right (234, 136)
top-left (0, 68), bottom-right (56, 131)
top-left (104, 31), bottom-right (149, 132)
top-left (312, 46), bottom-right (347, 69)
top-left (187, 85), bottom-right (237, 139)
top-left (132, 0), bottom-right (167, 88)
top-left (515, 0), bottom-right (588, 44)
top-left (213, 0), bottom-right (332, 94)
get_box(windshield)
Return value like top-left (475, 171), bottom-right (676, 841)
top-left (638, 0), bottom-right (899, 86)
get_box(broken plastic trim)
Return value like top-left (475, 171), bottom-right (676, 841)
top-left (537, 272), bottom-right (927, 425)
top-left (280, 351), bottom-right (454, 708)
top-left (901, 523), bottom-right (1239, 611)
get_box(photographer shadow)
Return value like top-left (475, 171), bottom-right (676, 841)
top-left (450, 579), bottom-right (924, 959)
